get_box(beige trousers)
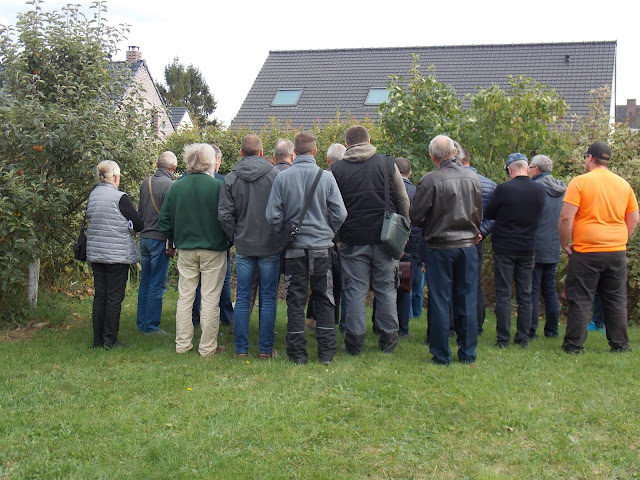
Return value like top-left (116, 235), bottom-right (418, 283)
top-left (175, 249), bottom-right (227, 356)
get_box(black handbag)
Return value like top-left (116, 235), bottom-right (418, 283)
top-left (380, 157), bottom-right (410, 260)
top-left (73, 208), bottom-right (88, 262)
top-left (275, 167), bottom-right (324, 250)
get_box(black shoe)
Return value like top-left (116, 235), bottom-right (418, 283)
top-left (104, 340), bottom-right (129, 350)
top-left (527, 333), bottom-right (538, 340)
top-left (545, 333), bottom-right (559, 338)
top-left (429, 357), bottom-right (451, 366)
top-left (495, 342), bottom-right (509, 349)
top-left (514, 339), bottom-right (529, 348)
top-left (610, 346), bottom-right (632, 353)
top-left (561, 345), bottom-right (584, 354)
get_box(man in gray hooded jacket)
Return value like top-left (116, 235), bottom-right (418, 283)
top-left (527, 154), bottom-right (567, 339)
top-left (218, 134), bottom-right (280, 360)
top-left (331, 125), bottom-right (410, 355)
top-left (266, 131), bottom-right (347, 364)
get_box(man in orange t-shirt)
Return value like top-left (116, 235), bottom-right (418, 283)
top-left (558, 142), bottom-right (639, 353)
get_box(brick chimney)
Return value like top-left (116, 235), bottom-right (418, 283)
top-left (626, 99), bottom-right (637, 126)
top-left (126, 46), bottom-right (142, 64)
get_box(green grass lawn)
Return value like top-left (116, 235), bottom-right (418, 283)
top-left (1, 289), bottom-right (639, 479)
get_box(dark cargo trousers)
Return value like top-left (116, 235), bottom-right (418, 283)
top-left (284, 248), bottom-right (337, 364)
top-left (562, 250), bottom-right (630, 353)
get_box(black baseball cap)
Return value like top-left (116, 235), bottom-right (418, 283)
top-left (584, 142), bottom-right (611, 161)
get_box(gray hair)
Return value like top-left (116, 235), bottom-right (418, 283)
top-left (530, 154), bottom-right (553, 172)
top-left (157, 151), bottom-right (177, 170)
top-left (96, 160), bottom-right (120, 184)
top-left (274, 139), bottom-right (294, 161)
top-left (327, 143), bottom-right (346, 163)
top-left (509, 159), bottom-right (529, 173)
top-left (429, 135), bottom-right (455, 162)
top-left (184, 143), bottom-right (215, 174)
top-left (453, 140), bottom-right (470, 165)
top-left (209, 144), bottom-right (222, 159)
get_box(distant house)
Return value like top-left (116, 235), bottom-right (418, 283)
top-left (616, 99), bottom-right (639, 129)
top-left (118, 46), bottom-right (175, 139)
top-left (232, 41), bottom-right (617, 130)
top-left (168, 107), bottom-right (194, 130)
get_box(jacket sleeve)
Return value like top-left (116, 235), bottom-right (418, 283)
top-left (265, 176), bottom-right (284, 232)
top-left (326, 173), bottom-right (348, 233)
top-left (392, 165), bottom-right (410, 219)
top-left (118, 195), bottom-right (144, 232)
top-left (217, 177), bottom-right (237, 241)
top-left (157, 188), bottom-right (173, 242)
top-left (484, 185), bottom-right (500, 220)
top-left (479, 179), bottom-right (497, 236)
top-left (409, 176), bottom-right (432, 228)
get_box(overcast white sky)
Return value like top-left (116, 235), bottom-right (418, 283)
top-left (1, 0), bottom-right (638, 126)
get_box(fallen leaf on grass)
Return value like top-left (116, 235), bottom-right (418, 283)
top-left (506, 426), bottom-right (515, 432)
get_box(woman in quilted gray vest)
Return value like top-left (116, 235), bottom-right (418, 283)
top-left (86, 160), bottom-right (144, 349)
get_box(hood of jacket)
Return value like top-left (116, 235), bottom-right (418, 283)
top-left (233, 155), bottom-right (274, 182)
top-left (342, 143), bottom-right (377, 162)
top-left (533, 172), bottom-right (567, 198)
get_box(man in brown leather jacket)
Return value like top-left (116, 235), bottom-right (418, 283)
top-left (410, 135), bottom-right (483, 364)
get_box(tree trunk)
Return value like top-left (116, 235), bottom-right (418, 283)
top-left (28, 258), bottom-right (40, 308)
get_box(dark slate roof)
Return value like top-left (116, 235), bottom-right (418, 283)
top-left (232, 41), bottom-right (616, 129)
top-left (169, 107), bottom-right (189, 128)
top-left (616, 104), bottom-right (639, 129)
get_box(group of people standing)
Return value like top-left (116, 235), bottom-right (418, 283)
top-left (84, 126), bottom-right (638, 364)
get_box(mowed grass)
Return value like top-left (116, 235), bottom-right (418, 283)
top-left (1, 289), bottom-right (639, 479)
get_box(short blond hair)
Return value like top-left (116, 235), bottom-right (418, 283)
top-left (184, 143), bottom-right (215, 174)
top-left (96, 160), bottom-right (120, 184)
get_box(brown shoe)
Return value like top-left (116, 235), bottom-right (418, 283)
top-left (236, 352), bottom-right (248, 359)
top-left (200, 345), bottom-right (226, 358)
top-left (258, 350), bottom-right (278, 360)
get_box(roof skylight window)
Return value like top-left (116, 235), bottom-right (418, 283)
top-left (272, 89), bottom-right (302, 106)
top-left (365, 88), bottom-right (389, 105)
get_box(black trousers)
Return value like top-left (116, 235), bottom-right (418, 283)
top-left (91, 263), bottom-right (130, 347)
top-left (284, 248), bottom-right (337, 363)
top-left (563, 251), bottom-right (629, 352)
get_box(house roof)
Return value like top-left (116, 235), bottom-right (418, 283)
top-left (232, 41), bottom-right (617, 129)
top-left (616, 104), bottom-right (639, 129)
top-left (168, 107), bottom-right (190, 128)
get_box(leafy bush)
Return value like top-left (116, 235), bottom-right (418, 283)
top-left (0, 1), bottom-right (156, 323)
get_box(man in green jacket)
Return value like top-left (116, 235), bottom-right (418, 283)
top-left (158, 143), bottom-right (229, 357)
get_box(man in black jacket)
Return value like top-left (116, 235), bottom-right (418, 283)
top-left (410, 135), bottom-right (483, 364)
top-left (331, 125), bottom-right (409, 355)
top-left (485, 153), bottom-right (546, 348)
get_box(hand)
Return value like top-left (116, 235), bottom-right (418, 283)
top-left (166, 248), bottom-right (177, 258)
top-left (562, 245), bottom-right (573, 255)
top-left (476, 233), bottom-right (483, 244)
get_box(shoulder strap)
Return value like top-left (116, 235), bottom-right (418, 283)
top-left (383, 156), bottom-right (394, 214)
top-left (148, 176), bottom-right (160, 214)
top-left (295, 167), bottom-right (324, 228)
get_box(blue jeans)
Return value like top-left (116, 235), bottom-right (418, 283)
top-left (234, 253), bottom-right (280, 354)
top-left (592, 293), bottom-right (605, 328)
top-left (424, 246), bottom-right (478, 364)
top-left (137, 238), bottom-right (170, 333)
top-left (530, 262), bottom-right (559, 337)
top-left (410, 265), bottom-right (425, 318)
